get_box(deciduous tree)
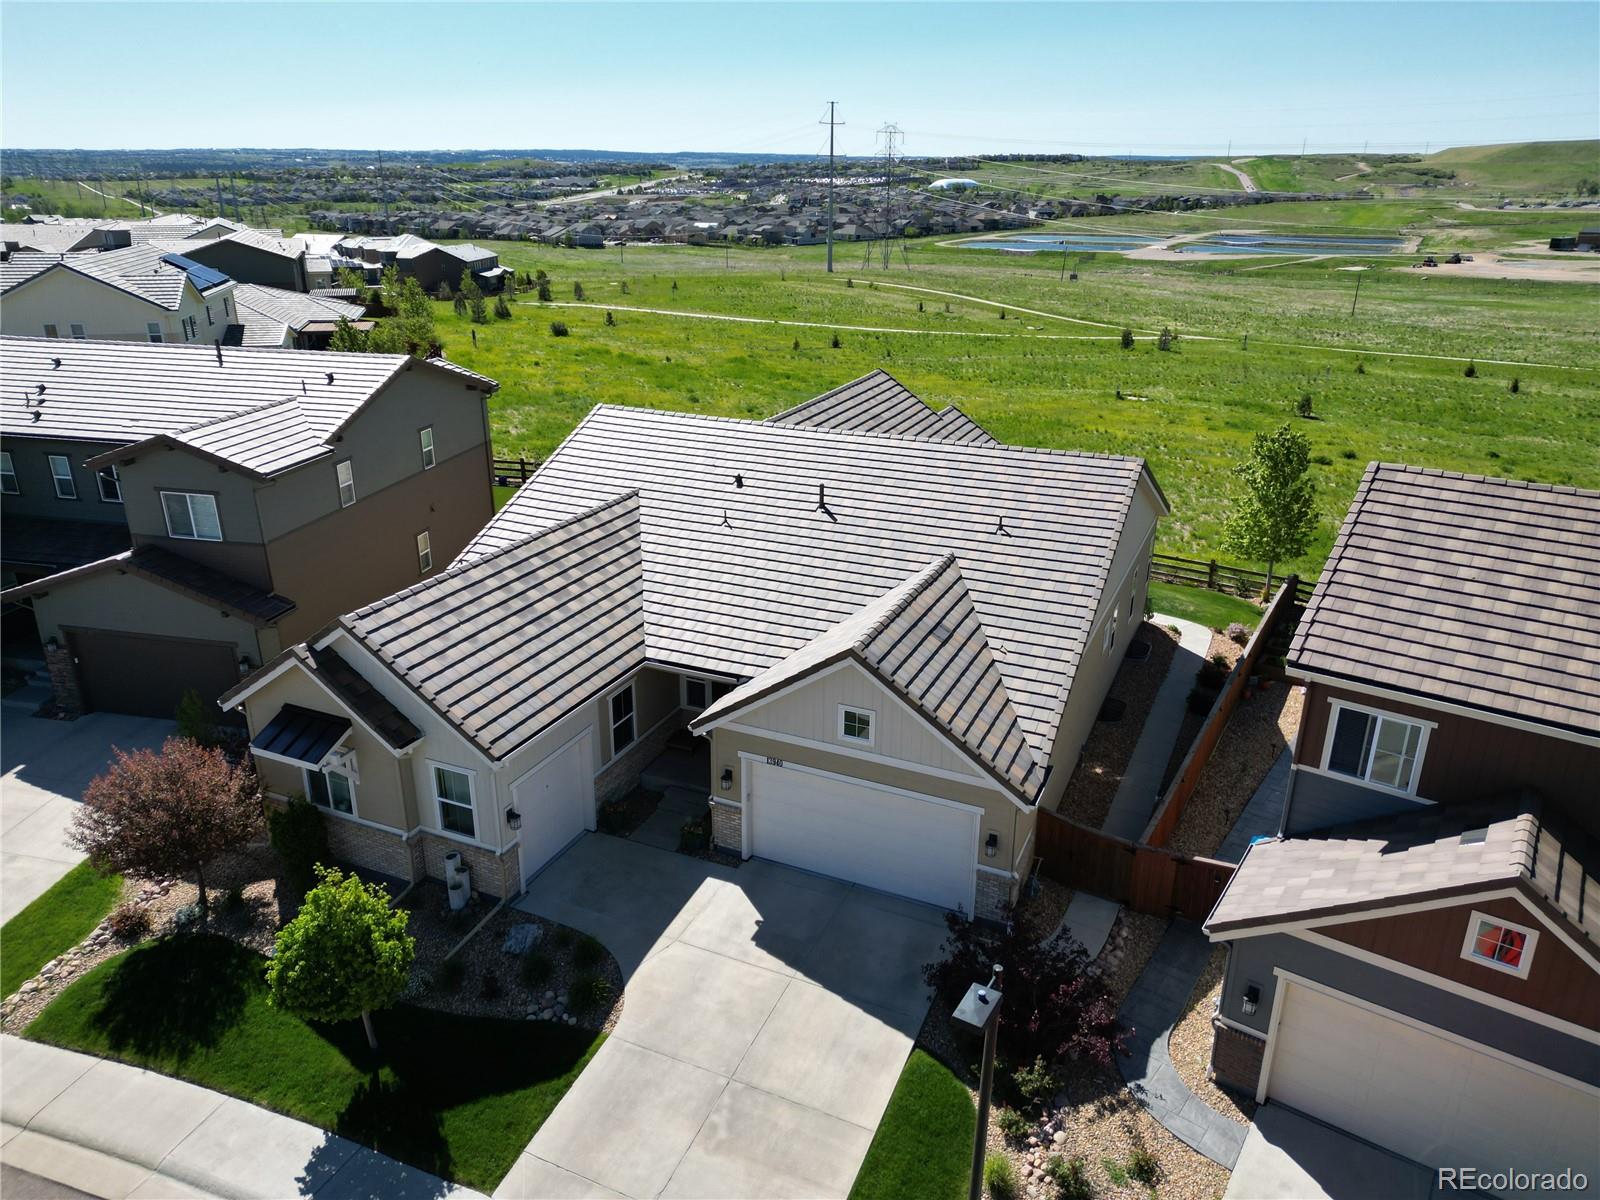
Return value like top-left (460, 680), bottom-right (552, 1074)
top-left (1221, 423), bottom-right (1318, 592)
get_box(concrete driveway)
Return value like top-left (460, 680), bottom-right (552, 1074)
top-left (1, 708), bottom-right (174, 922)
top-left (1225, 1105), bottom-right (1448, 1200)
top-left (496, 834), bottom-right (950, 1200)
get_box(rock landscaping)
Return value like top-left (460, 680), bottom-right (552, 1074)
top-left (1169, 947), bottom-right (1257, 1127)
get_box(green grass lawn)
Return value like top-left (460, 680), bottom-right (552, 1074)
top-left (1, 861), bottom-right (122, 998)
top-left (1147, 582), bottom-right (1265, 632)
top-left (849, 1050), bottom-right (975, 1200)
top-left (27, 935), bottom-right (602, 1191)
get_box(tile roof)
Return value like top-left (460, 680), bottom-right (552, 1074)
top-left (937, 405), bottom-right (999, 446)
top-left (0, 544), bottom-right (295, 626)
top-left (1206, 801), bottom-right (1600, 950)
top-left (463, 404), bottom-right (1158, 764)
top-left (767, 369), bottom-right (995, 444)
top-left (0, 514), bottom-right (131, 571)
top-left (221, 639), bottom-right (425, 751)
top-left (696, 555), bottom-right (1041, 797)
top-left (1, 336), bottom-right (493, 477)
top-left (1289, 463), bottom-right (1600, 737)
top-left (341, 492), bottom-right (645, 761)
top-left (0, 243), bottom-right (229, 310)
top-left (231, 284), bottom-right (367, 348)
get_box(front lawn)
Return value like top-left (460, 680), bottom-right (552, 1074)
top-left (849, 1050), bottom-right (975, 1200)
top-left (1, 861), bottom-right (122, 998)
top-left (27, 934), bottom-right (602, 1191)
top-left (1148, 581), bottom-right (1263, 632)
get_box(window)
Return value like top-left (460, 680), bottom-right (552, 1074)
top-left (0, 451), bottom-right (16, 495)
top-left (1323, 703), bottom-right (1429, 793)
top-left (1461, 911), bottom-right (1537, 979)
top-left (683, 676), bottom-right (709, 710)
top-left (43, 324), bottom-right (59, 339)
top-left (146, 322), bottom-right (163, 343)
top-left (1105, 607), bottom-right (1118, 653)
top-left (161, 491), bottom-right (223, 541)
top-left (96, 465), bottom-right (121, 504)
top-left (69, 323), bottom-right (86, 339)
top-left (205, 304), bottom-right (214, 327)
top-left (47, 454), bottom-right (76, 499)
top-left (610, 685), bottom-right (636, 753)
top-left (432, 764), bottom-right (475, 837)
top-left (223, 296), bottom-right (231, 319)
top-left (839, 705), bottom-right (875, 745)
top-left (336, 460), bottom-right (355, 507)
top-left (305, 766), bottom-right (354, 815)
top-left (416, 530), bottom-right (432, 574)
top-left (419, 426), bottom-right (435, 470)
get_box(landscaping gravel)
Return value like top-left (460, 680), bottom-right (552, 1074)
top-left (1013, 875), bottom-right (1072, 944)
top-left (1059, 624), bottom-right (1181, 829)
top-left (1169, 947), bottom-right (1257, 1127)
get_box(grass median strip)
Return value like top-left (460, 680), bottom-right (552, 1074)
top-left (1148, 582), bottom-right (1265, 632)
top-left (849, 1049), bottom-right (975, 1200)
top-left (27, 934), bottom-right (603, 1191)
top-left (1, 861), bottom-right (122, 999)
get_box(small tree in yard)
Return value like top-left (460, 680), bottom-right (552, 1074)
top-left (70, 737), bottom-right (260, 925)
top-left (327, 316), bottom-right (368, 352)
top-left (266, 866), bottom-right (414, 1050)
top-left (1120, 327), bottom-right (1135, 350)
top-left (493, 292), bottom-right (512, 319)
top-left (1221, 423), bottom-right (1318, 594)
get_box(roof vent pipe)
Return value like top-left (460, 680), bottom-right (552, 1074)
top-left (50, 357), bottom-right (61, 369)
top-left (734, 473), bottom-right (744, 489)
top-left (326, 372), bottom-right (334, 385)
top-left (214, 343), bottom-right (223, 366)
top-left (995, 515), bottom-right (1012, 537)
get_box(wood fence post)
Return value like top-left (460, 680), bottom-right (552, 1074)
top-left (1207, 559), bottom-right (1218, 590)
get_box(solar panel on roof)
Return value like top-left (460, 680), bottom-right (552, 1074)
top-left (159, 253), bottom-right (231, 291)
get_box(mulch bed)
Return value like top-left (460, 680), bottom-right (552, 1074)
top-left (1057, 624), bottom-right (1181, 829)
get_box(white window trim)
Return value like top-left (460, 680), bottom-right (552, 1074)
top-left (427, 759), bottom-right (479, 841)
top-left (837, 703), bottom-right (876, 747)
top-left (146, 322), bottom-right (163, 344)
top-left (160, 490), bottom-right (223, 541)
top-left (96, 465), bottom-right (122, 504)
top-left (680, 672), bottom-right (733, 711)
top-left (608, 681), bottom-right (638, 755)
top-left (69, 323), bottom-right (86, 339)
top-left (1319, 698), bottom-right (1433, 797)
top-left (417, 530), bottom-right (433, 575)
top-left (47, 454), bottom-right (77, 500)
top-left (0, 451), bottom-right (17, 495)
top-left (302, 764), bottom-right (358, 819)
top-left (1459, 909), bottom-right (1538, 980)
top-left (419, 426), bottom-right (436, 470)
top-left (1104, 607), bottom-right (1118, 653)
top-left (336, 460), bottom-right (356, 508)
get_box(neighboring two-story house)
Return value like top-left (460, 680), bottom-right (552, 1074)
top-left (1203, 464), bottom-right (1599, 1192)
top-left (0, 245), bottom-right (238, 344)
top-left (221, 372), bottom-right (1167, 915)
top-left (0, 336), bottom-right (496, 718)
top-left (178, 228), bottom-right (309, 292)
top-left (334, 234), bottom-right (508, 294)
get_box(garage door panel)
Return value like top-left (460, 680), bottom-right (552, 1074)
top-left (750, 762), bottom-right (975, 913)
top-left (67, 627), bottom-right (239, 718)
top-left (515, 733), bottom-right (593, 886)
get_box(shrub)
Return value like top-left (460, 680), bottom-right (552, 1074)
top-left (536, 280), bottom-right (552, 302)
top-left (1102, 1158), bottom-right (1128, 1187)
top-left (267, 797), bottom-right (329, 899)
top-left (791, 337), bottom-right (800, 350)
top-left (1044, 1156), bottom-right (1093, 1200)
top-left (995, 1106), bottom-right (1032, 1142)
top-left (519, 951), bottom-right (552, 988)
top-left (171, 902), bottom-right (203, 933)
top-left (1120, 327), bottom-right (1134, 349)
top-left (924, 906), bottom-right (1124, 1070)
top-left (493, 294), bottom-right (512, 319)
top-left (479, 969), bottom-right (503, 1000)
top-left (1355, 360), bottom-right (1365, 374)
top-left (1012, 1056), bottom-right (1060, 1111)
top-left (554, 927), bottom-right (575, 949)
top-left (1340, 448), bottom-right (1357, 459)
top-left (830, 333), bottom-right (841, 349)
top-left (573, 282), bottom-right (586, 301)
top-left (571, 972), bottom-right (613, 1012)
top-left (1156, 327), bottom-right (1174, 351)
top-left (107, 902), bottom-right (150, 941)
top-left (1509, 377), bottom-right (1520, 394)
top-left (1225, 622), bottom-right (1250, 646)
top-left (572, 934), bottom-right (604, 970)
top-left (1127, 1144), bottom-right (1160, 1187)
top-left (1187, 684), bottom-right (1218, 715)
top-left (549, 321), bottom-right (569, 337)
top-left (435, 957), bottom-right (466, 992)
top-left (174, 688), bottom-right (216, 746)
top-left (1312, 454), bottom-right (1333, 466)
top-left (1464, 361), bottom-right (1477, 378)
top-left (1296, 393), bottom-right (1314, 418)
top-left (620, 280), bottom-right (629, 294)
top-left (604, 310), bottom-right (615, 326)
top-left (845, 277), bottom-right (854, 288)
top-left (983, 1152), bottom-right (1018, 1200)
top-left (1210, 652), bottom-right (1231, 671)
top-left (221, 885), bottom-right (246, 913)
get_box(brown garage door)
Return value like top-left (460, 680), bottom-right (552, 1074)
top-left (64, 628), bottom-right (240, 719)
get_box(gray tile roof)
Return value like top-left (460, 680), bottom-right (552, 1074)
top-left (222, 639), bottom-right (424, 751)
top-left (463, 404), bottom-right (1157, 765)
top-left (341, 492), bottom-right (645, 761)
top-left (0, 244), bottom-right (228, 310)
top-left (695, 555), bottom-right (1041, 797)
top-left (1206, 801), bottom-right (1600, 949)
top-left (2, 336), bottom-right (493, 477)
top-left (231, 284), bottom-right (367, 348)
top-left (937, 405), bottom-right (999, 446)
top-left (1289, 463), bottom-right (1600, 737)
top-left (767, 369), bottom-right (995, 444)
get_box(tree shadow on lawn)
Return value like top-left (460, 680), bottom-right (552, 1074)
top-left (92, 933), bottom-right (253, 1061)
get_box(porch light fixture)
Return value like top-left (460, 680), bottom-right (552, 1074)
top-left (505, 805), bottom-right (522, 831)
top-left (984, 832), bottom-right (999, 859)
top-left (44, 636), bottom-right (59, 652)
top-left (720, 767), bottom-right (733, 791)
top-left (1242, 983), bottom-right (1261, 1016)
top-left (237, 655), bottom-right (252, 676)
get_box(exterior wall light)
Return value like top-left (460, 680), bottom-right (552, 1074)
top-left (1242, 983), bottom-right (1261, 1015)
top-left (237, 654), bottom-right (252, 676)
top-left (505, 806), bottom-right (522, 831)
top-left (720, 767), bottom-right (734, 791)
top-left (984, 832), bottom-right (999, 858)
top-left (44, 636), bottom-right (60, 653)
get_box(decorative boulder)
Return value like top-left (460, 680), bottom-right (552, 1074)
top-left (501, 923), bottom-right (544, 956)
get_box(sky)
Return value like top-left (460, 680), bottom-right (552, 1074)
top-left (2, 1), bottom-right (1596, 156)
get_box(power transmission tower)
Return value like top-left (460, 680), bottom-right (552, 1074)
top-left (876, 122), bottom-right (901, 269)
top-left (821, 101), bottom-right (844, 273)
top-left (214, 175), bottom-right (225, 218)
top-left (378, 150), bottom-right (390, 229)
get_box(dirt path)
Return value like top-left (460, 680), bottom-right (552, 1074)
top-left (1334, 161), bottom-right (1373, 183)
top-left (1209, 162), bottom-right (1258, 193)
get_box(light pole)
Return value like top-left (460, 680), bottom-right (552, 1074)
top-left (953, 964), bottom-right (1004, 1200)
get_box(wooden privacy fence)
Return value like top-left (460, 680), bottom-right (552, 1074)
top-left (491, 456), bottom-right (539, 487)
top-left (1152, 552), bottom-right (1316, 605)
top-left (1032, 808), bottom-right (1234, 923)
top-left (1141, 578), bottom-right (1302, 847)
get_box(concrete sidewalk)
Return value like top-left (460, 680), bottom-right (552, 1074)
top-left (1101, 615), bottom-right (1213, 841)
top-left (0, 1035), bottom-right (485, 1200)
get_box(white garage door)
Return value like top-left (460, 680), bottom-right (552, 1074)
top-left (1268, 980), bottom-right (1600, 1197)
top-left (748, 760), bottom-right (978, 912)
top-left (513, 732), bottom-right (594, 886)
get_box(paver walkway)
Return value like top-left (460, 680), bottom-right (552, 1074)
top-left (499, 833), bottom-right (948, 1199)
top-left (1101, 615), bottom-right (1213, 841)
top-left (1047, 892), bottom-right (1121, 959)
top-left (1116, 921), bottom-right (1248, 1169)
top-left (0, 1034), bottom-right (484, 1199)
top-left (1216, 748), bottom-right (1291, 864)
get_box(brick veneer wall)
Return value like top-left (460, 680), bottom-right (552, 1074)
top-left (1210, 1020), bottom-right (1266, 1094)
top-left (595, 709), bottom-right (689, 805)
top-left (323, 813), bottom-right (418, 884)
top-left (709, 798), bottom-right (742, 854)
top-left (975, 870), bottom-right (1012, 922)
top-left (418, 832), bottom-right (520, 900)
top-left (44, 642), bottom-right (84, 717)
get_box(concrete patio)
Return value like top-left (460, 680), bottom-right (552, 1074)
top-left (498, 833), bottom-right (951, 1200)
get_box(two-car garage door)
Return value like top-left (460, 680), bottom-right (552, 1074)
top-left (65, 628), bottom-right (241, 719)
top-left (747, 759), bottom-right (978, 912)
top-left (1267, 980), bottom-right (1600, 1196)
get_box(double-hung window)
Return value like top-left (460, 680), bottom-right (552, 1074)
top-left (432, 764), bottom-right (475, 837)
top-left (205, 304), bottom-right (214, 327)
top-left (43, 324), bottom-right (59, 339)
top-left (97, 465), bottom-right (121, 503)
top-left (1324, 703), bottom-right (1428, 793)
top-left (161, 491), bottom-right (223, 541)
top-left (47, 454), bottom-right (76, 499)
top-left (610, 685), bottom-right (636, 754)
top-left (146, 323), bottom-right (163, 343)
top-left (0, 451), bottom-right (17, 495)
top-left (419, 426), bottom-right (435, 470)
top-left (69, 323), bottom-right (86, 340)
top-left (336, 460), bottom-right (356, 507)
top-left (416, 530), bottom-right (432, 574)
top-left (305, 766), bottom-right (354, 814)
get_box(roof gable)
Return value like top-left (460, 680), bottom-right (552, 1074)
top-left (766, 369), bottom-right (994, 444)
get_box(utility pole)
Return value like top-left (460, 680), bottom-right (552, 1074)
top-left (821, 101), bottom-right (844, 273)
top-left (1350, 268), bottom-right (1363, 317)
top-left (876, 122), bottom-right (901, 269)
top-left (1300, 137), bottom-right (1307, 158)
top-left (214, 175), bottom-right (225, 219)
top-left (378, 149), bottom-right (390, 229)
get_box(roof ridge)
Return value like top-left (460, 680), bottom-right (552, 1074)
top-left (1374, 460), bottom-right (1600, 501)
top-left (854, 554), bottom-right (959, 647)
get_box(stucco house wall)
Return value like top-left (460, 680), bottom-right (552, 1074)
top-left (0, 268), bottom-right (234, 344)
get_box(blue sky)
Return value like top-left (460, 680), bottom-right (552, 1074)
top-left (3, 2), bottom-right (1595, 155)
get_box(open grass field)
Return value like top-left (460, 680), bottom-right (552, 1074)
top-left (436, 228), bottom-right (1597, 579)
